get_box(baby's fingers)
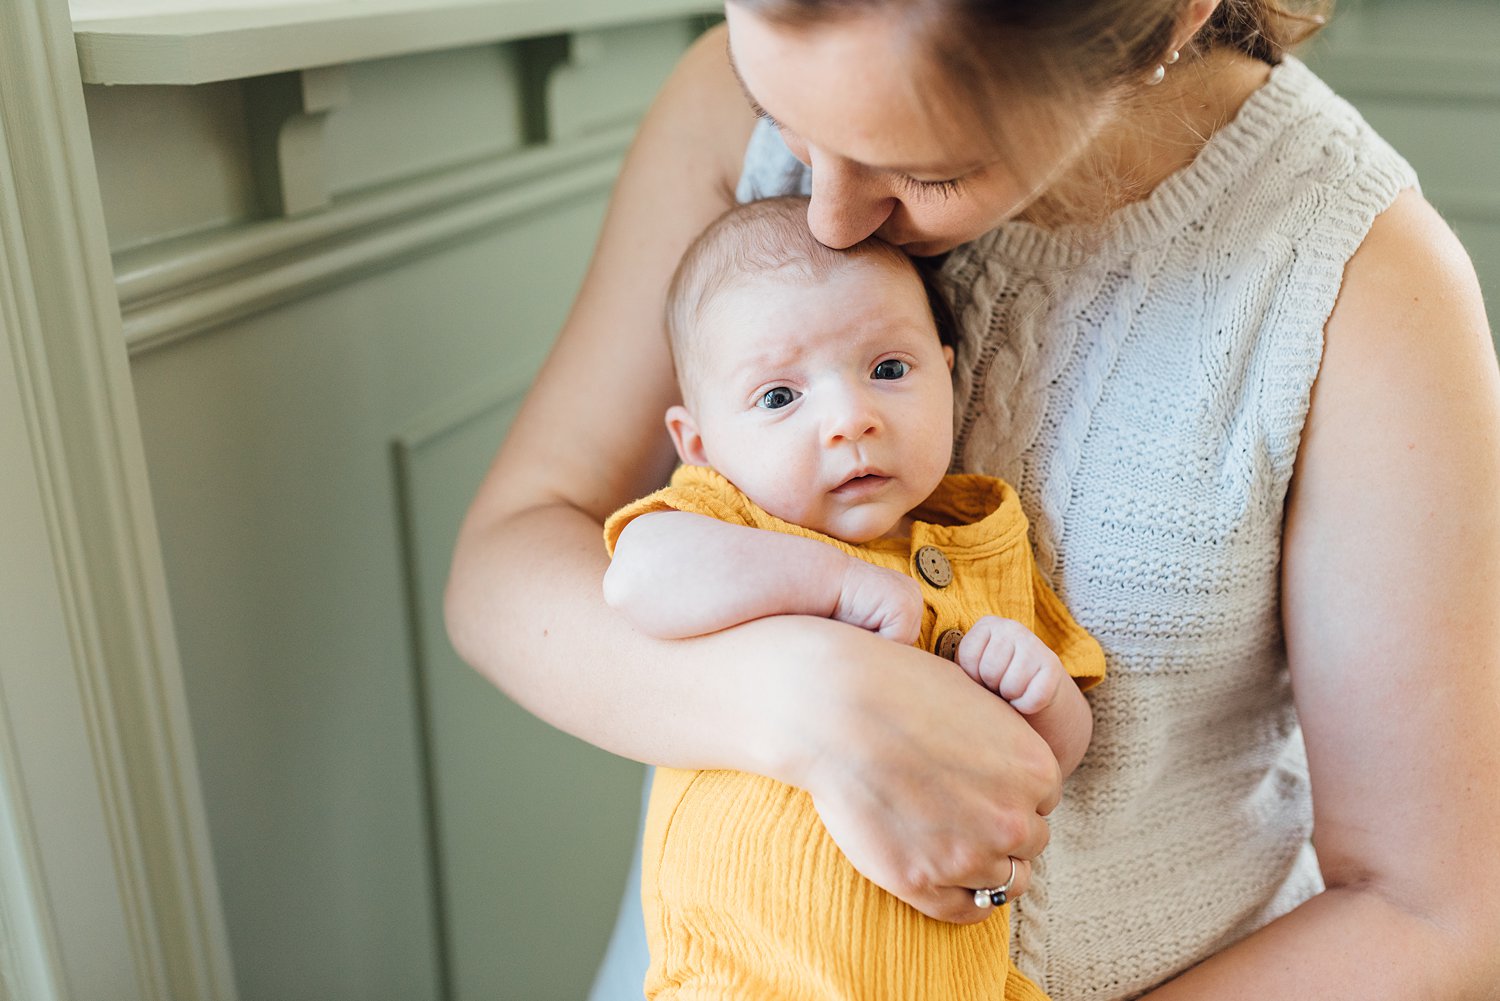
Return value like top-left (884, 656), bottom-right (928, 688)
top-left (1006, 665), bottom-right (1062, 715)
top-left (954, 616), bottom-right (1021, 692)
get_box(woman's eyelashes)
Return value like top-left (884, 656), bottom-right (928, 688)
top-left (896, 173), bottom-right (963, 200)
top-left (750, 101), bottom-right (782, 131)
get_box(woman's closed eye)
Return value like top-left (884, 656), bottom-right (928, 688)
top-left (757, 386), bottom-right (800, 410)
top-left (872, 359), bottom-right (910, 381)
top-left (896, 173), bottom-right (963, 200)
top-left (749, 96), bottom-right (962, 200)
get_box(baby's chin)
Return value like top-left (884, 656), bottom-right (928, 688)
top-left (816, 509), bottom-right (910, 545)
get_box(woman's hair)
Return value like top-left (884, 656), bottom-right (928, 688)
top-left (665, 196), bottom-right (957, 392)
top-left (733, 0), bottom-right (1331, 91)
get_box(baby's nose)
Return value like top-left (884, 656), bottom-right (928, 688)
top-left (824, 394), bottom-right (881, 443)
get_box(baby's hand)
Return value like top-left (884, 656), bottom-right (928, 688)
top-left (954, 616), bottom-right (1067, 715)
top-left (832, 559), bottom-right (924, 645)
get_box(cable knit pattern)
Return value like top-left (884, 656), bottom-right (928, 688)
top-left (736, 56), bottom-right (1418, 999)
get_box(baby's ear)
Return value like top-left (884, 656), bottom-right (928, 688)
top-left (943, 345), bottom-right (955, 372)
top-left (665, 405), bottom-right (709, 466)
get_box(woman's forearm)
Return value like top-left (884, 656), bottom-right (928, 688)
top-left (1142, 881), bottom-right (1498, 999)
top-left (445, 499), bottom-right (805, 779)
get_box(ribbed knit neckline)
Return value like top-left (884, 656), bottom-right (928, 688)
top-left (960, 55), bottom-right (1314, 271)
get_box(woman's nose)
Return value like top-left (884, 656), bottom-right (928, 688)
top-left (805, 151), bottom-right (896, 250)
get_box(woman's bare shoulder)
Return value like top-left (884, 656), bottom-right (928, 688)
top-left (1287, 184), bottom-right (1497, 649)
top-left (1300, 187), bottom-right (1496, 504)
top-left (629, 22), bottom-right (754, 207)
top-left (1325, 188), bottom-right (1491, 361)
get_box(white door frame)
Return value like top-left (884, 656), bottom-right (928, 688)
top-left (0, 1), bottom-right (236, 998)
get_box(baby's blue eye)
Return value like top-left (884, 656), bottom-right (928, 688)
top-left (758, 387), bottom-right (798, 410)
top-left (872, 359), bottom-right (910, 380)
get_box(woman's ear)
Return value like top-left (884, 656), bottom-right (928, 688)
top-left (665, 405), bottom-right (709, 466)
top-left (1181, 0), bottom-right (1221, 41)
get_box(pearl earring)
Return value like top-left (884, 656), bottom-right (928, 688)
top-left (1146, 49), bottom-right (1180, 86)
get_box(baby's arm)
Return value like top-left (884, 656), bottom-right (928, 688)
top-left (605, 510), bottom-right (922, 643)
top-left (953, 617), bottom-right (1094, 777)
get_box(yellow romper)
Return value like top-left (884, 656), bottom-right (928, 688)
top-left (604, 465), bottom-right (1106, 1001)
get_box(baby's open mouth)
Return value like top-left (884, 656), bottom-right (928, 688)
top-left (833, 473), bottom-right (891, 495)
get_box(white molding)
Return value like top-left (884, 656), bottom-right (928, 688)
top-left (72, 0), bottom-right (718, 85)
top-left (117, 125), bottom-right (632, 356)
top-left (0, 0), bottom-right (237, 997)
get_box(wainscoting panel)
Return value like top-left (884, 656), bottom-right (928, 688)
top-left (393, 381), bottom-right (646, 1001)
top-left (124, 98), bottom-right (655, 997)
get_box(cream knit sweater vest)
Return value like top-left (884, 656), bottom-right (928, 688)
top-left (737, 56), bottom-right (1417, 999)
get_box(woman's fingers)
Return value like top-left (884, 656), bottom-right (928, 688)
top-left (789, 626), bottom-right (1061, 923)
top-left (908, 858), bottom-right (1036, 926)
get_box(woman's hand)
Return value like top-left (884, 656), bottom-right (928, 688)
top-left (757, 616), bottom-right (1059, 924)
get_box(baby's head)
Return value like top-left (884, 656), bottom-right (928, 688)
top-left (664, 196), bottom-right (957, 544)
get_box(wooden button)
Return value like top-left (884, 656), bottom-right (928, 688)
top-left (914, 545), bottom-right (952, 588)
top-left (935, 628), bottom-right (964, 661)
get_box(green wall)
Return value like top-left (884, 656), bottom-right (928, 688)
top-left (91, 18), bottom-right (711, 1001)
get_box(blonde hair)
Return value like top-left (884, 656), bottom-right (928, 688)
top-left (731, 0), bottom-right (1333, 227)
top-left (665, 196), bottom-right (955, 392)
top-left (733, 0), bottom-right (1331, 88)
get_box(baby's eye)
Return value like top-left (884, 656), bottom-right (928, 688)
top-left (872, 359), bottom-right (910, 381)
top-left (757, 386), bottom-right (799, 410)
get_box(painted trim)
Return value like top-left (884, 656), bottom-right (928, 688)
top-left (0, 676), bottom-right (65, 1001)
top-left (0, 0), bottom-right (237, 996)
top-left (388, 374), bottom-right (532, 1000)
top-left (73, 0), bottom-right (718, 85)
top-left (118, 125), bottom-right (632, 357)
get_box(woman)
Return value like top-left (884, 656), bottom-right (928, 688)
top-left (445, 0), bottom-right (1500, 997)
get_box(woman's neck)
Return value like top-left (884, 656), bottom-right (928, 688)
top-left (1020, 48), bottom-right (1273, 229)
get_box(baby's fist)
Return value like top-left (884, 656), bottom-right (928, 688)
top-left (954, 616), bottom-right (1066, 715)
top-left (832, 559), bottom-right (924, 646)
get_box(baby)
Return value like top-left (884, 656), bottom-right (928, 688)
top-left (603, 196), bottom-right (1104, 1001)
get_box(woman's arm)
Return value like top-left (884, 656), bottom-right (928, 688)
top-left (444, 25), bottom-right (1057, 923)
top-left (1142, 191), bottom-right (1500, 997)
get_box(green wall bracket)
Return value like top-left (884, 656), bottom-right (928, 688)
top-left (246, 66), bottom-right (351, 217)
